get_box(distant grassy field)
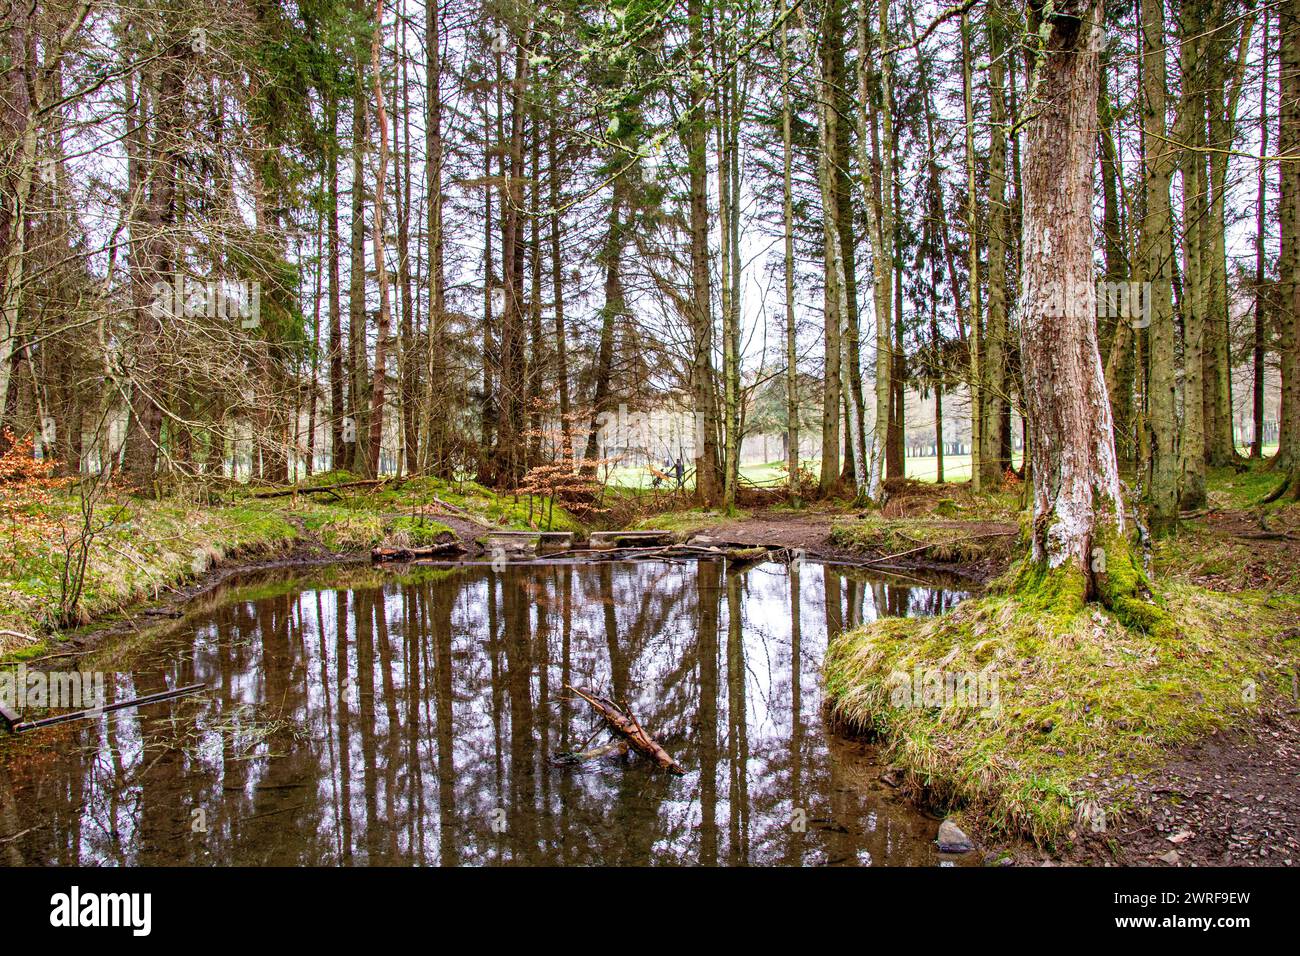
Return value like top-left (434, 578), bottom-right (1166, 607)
top-left (607, 444), bottom-right (1278, 489)
top-left (605, 453), bottom-right (1021, 488)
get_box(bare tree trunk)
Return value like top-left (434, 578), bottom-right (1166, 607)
top-left (1019, 0), bottom-right (1128, 594)
top-left (780, 0), bottom-right (800, 501)
top-left (961, 10), bottom-right (984, 492)
top-left (547, 99), bottom-right (572, 463)
top-left (327, 87), bottom-right (345, 469)
top-left (348, 4), bottom-right (371, 474)
top-left (125, 39), bottom-right (187, 491)
top-left (1277, 0), bottom-right (1300, 480)
top-left (982, 2), bottom-right (1009, 488)
top-left (366, 0), bottom-right (392, 477)
top-left (816, 0), bottom-right (842, 496)
top-left (421, 0), bottom-right (447, 474)
top-left (1140, 0), bottom-right (1179, 531)
top-left (1204, 9), bottom-right (1255, 465)
top-left (0, 5), bottom-right (35, 438)
top-left (395, 10), bottom-right (418, 476)
top-left (1177, 1), bottom-right (1207, 508)
top-left (861, 0), bottom-right (892, 499)
top-left (1253, 5), bottom-right (1270, 459)
top-left (1099, 55), bottom-right (1133, 468)
top-left (687, 0), bottom-right (722, 505)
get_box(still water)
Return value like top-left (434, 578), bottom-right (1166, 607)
top-left (0, 559), bottom-right (970, 866)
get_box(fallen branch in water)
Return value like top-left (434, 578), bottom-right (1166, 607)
top-left (551, 739), bottom-right (630, 766)
top-left (565, 685), bottom-right (685, 775)
top-left (6, 683), bottom-right (207, 733)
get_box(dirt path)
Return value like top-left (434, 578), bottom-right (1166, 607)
top-left (680, 508), bottom-right (1017, 582)
top-left (1066, 709), bottom-right (1300, 866)
top-left (689, 511), bottom-right (841, 554)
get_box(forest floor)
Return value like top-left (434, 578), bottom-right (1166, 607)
top-left (3, 462), bottom-right (1296, 869)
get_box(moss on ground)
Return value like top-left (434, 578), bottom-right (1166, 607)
top-left (824, 575), bottom-right (1294, 846)
top-left (276, 473), bottom-right (582, 533)
top-left (0, 474), bottom-right (581, 660)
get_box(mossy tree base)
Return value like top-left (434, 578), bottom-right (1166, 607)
top-left (1009, 528), bottom-right (1173, 637)
top-left (1261, 467), bottom-right (1300, 504)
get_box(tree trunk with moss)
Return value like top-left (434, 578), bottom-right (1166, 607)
top-left (1019, 0), bottom-right (1128, 597)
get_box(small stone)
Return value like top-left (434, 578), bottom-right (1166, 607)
top-left (937, 819), bottom-right (975, 853)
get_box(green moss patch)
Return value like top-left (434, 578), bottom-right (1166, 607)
top-left (824, 579), bottom-right (1290, 846)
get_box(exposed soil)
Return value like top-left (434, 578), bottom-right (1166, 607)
top-left (1178, 504), bottom-right (1300, 592)
top-left (1050, 703), bottom-right (1300, 867)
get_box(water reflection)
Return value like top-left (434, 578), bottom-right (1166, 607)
top-left (0, 560), bottom-right (969, 866)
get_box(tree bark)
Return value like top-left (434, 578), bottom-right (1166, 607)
top-left (1139, 0), bottom-right (1179, 531)
top-left (366, 0), bottom-right (393, 477)
top-left (1019, 0), bottom-right (1126, 586)
top-left (961, 11), bottom-right (983, 492)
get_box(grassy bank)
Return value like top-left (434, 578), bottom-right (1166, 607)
top-left (0, 471), bottom-right (579, 660)
top-left (823, 465), bottom-right (1300, 847)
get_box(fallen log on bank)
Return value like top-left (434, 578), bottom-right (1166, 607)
top-left (371, 541), bottom-right (465, 562)
top-left (565, 685), bottom-right (685, 775)
top-left (249, 478), bottom-right (392, 499)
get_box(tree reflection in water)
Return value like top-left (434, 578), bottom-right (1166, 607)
top-left (0, 560), bottom-right (970, 866)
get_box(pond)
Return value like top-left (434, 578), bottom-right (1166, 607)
top-left (0, 559), bottom-right (972, 866)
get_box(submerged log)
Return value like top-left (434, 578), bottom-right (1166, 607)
top-left (551, 740), bottom-right (630, 766)
top-left (8, 683), bottom-right (207, 733)
top-left (566, 685), bottom-right (685, 775)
